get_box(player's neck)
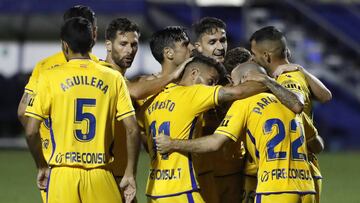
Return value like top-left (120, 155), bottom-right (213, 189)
top-left (105, 55), bottom-right (126, 75)
top-left (161, 60), bottom-right (177, 76)
top-left (67, 53), bottom-right (91, 61)
top-left (269, 58), bottom-right (290, 77)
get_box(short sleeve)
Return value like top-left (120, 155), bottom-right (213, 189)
top-left (301, 113), bottom-right (318, 142)
top-left (116, 74), bottom-right (135, 121)
top-left (189, 85), bottom-right (221, 113)
top-left (24, 62), bottom-right (41, 94)
top-left (215, 100), bottom-right (248, 142)
top-left (277, 72), bottom-right (306, 98)
top-left (24, 73), bottom-right (51, 121)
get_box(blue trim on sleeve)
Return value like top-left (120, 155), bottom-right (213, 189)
top-left (25, 111), bottom-right (46, 120)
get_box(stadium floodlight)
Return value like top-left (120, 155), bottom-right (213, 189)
top-left (195, 0), bottom-right (245, 6)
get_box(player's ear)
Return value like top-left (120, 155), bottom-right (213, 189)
top-left (190, 67), bottom-right (200, 80)
top-left (164, 47), bottom-right (174, 60)
top-left (105, 40), bottom-right (112, 53)
top-left (194, 42), bottom-right (202, 52)
top-left (61, 40), bottom-right (69, 54)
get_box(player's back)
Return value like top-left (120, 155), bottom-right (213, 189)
top-left (37, 59), bottom-right (128, 169)
top-left (142, 83), bottom-right (220, 197)
top-left (224, 92), bottom-right (315, 194)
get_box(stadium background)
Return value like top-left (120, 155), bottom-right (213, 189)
top-left (0, 0), bottom-right (359, 202)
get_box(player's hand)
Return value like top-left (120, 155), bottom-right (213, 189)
top-left (155, 133), bottom-right (172, 154)
top-left (242, 71), bottom-right (269, 84)
top-left (120, 176), bottom-right (136, 203)
top-left (170, 57), bottom-right (194, 80)
top-left (37, 167), bottom-right (50, 190)
top-left (273, 63), bottom-right (302, 78)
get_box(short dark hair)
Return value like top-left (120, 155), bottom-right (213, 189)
top-left (187, 53), bottom-right (227, 80)
top-left (150, 26), bottom-right (189, 63)
top-left (105, 18), bottom-right (140, 41)
top-left (60, 17), bottom-right (94, 55)
top-left (249, 26), bottom-right (287, 58)
top-left (63, 5), bottom-right (96, 25)
top-left (192, 17), bottom-right (226, 40)
top-left (224, 47), bottom-right (252, 73)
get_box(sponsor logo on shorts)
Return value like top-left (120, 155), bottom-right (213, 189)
top-left (54, 152), bottom-right (105, 164)
top-left (149, 168), bottom-right (182, 180)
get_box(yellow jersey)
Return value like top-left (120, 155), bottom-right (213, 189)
top-left (98, 60), bottom-right (128, 177)
top-left (24, 52), bottom-right (99, 161)
top-left (142, 83), bottom-right (220, 197)
top-left (277, 70), bottom-right (322, 179)
top-left (25, 59), bottom-right (134, 169)
top-left (215, 93), bottom-right (315, 194)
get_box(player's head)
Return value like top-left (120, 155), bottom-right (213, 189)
top-left (231, 62), bottom-right (267, 85)
top-left (192, 17), bottom-right (227, 63)
top-left (181, 54), bottom-right (226, 86)
top-left (224, 47), bottom-right (252, 73)
top-left (105, 18), bottom-right (140, 69)
top-left (150, 26), bottom-right (193, 66)
top-left (250, 26), bottom-right (288, 70)
top-left (60, 17), bottom-right (94, 60)
top-left (63, 5), bottom-right (97, 42)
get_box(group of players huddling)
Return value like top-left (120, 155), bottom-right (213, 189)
top-left (17, 4), bottom-right (332, 203)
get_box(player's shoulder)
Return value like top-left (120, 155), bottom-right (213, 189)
top-left (277, 70), bottom-right (306, 82)
top-left (38, 52), bottom-right (67, 69)
top-left (93, 61), bottom-right (122, 78)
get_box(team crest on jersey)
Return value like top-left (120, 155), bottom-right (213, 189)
top-left (41, 138), bottom-right (49, 149)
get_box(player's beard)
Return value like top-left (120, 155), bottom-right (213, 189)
top-left (112, 52), bottom-right (134, 69)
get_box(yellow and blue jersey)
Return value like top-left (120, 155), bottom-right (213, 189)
top-left (24, 52), bottom-right (99, 162)
top-left (25, 59), bottom-right (134, 169)
top-left (142, 83), bottom-right (220, 197)
top-left (277, 70), bottom-right (322, 179)
top-left (215, 93), bottom-right (315, 194)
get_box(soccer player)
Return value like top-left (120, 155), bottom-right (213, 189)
top-left (17, 5), bottom-right (99, 202)
top-left (223, 47), bottom-right (257, 203)
top-left (101, 19), bottom-right (191, 202)
top-left (24, 17), bottom-right (140, 203)
top-left (141, 53), bottom-right (266, 203)
top-left (191, 17), bottom-right (228, 203)
top-left (248, 26), bottom-right (332, 203)
top-left (155, 62), bottom-right (317, 203)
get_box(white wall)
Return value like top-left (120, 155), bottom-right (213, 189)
top-left (0, 41), bottom-right (161, 78)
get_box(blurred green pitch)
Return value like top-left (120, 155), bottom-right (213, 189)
top-left (0, 150), bottom-right (359, 203)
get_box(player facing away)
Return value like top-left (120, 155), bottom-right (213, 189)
top-left (248, 26), bottom-right (332, 203)
top-left (140, 54), bottom-right (267, 203)
top-left (24, 17), bottom-right (140, 203)
top-left (17, 5), bottom-right (100, 202)
top-left (155, 62), bottom-right (317, 203)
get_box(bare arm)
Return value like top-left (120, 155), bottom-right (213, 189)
top-left (25, 117), bottom-right (49, 190)
top-left (243, 72), bottom-right (304, 114)
top-left (298, 66), bottom-right (332, 103)
top-left (155, 133), bottom-right (230, 154)
top-left (126, 75), bottom-right (173, 100)
top-left (217, 81), bottom-right (267, 104)
top-left (18, 92), bottom-right (31, 128)
top-left (119, 115), bottom-right (141, 203)
top-left (307, 135), bottom-right (324, 154)
top-left (262, 76), bottom-right (304, 114)
top-left (127, 58), bottom-right (193, 100)
top-left (274, 64), bottom-right (332, 103)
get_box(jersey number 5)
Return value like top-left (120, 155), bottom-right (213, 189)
top-left (74, 98), bottom-right (96, 142)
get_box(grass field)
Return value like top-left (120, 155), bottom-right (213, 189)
top-left (0, 150), bottom-right (359, 203)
